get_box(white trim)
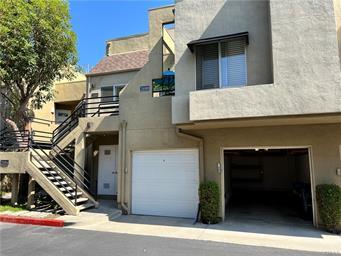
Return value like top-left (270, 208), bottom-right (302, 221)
top-left (220, 145), bottom-right (317, 227)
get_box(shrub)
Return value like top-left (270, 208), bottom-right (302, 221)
top-left (199, 181), bottom-right (220, 224)
top-left (316, 184), bottom-right (341, 231)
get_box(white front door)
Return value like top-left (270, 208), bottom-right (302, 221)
top-left (98, 145), bottom-right (117, 195)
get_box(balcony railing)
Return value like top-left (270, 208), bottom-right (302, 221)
top-left (83, 96), bottom-right (119, 117)
top-left (52, 95), bottom-right (119, 145)
top-left (152, 75), bottom-right (175, 97)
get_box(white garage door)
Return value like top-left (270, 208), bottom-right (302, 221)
top-left (132, 149), bottom-right (199, 218)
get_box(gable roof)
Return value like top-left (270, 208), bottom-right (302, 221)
top-left (88, 50), bottom-right (149, 76)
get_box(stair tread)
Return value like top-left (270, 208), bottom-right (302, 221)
top-left (47, 176), bottom-right (63, 180)
top-left (59, 186), bottom-right (74, 192)
top-left (53, 181), bottom-right (69, 186)
top-left (77, 202), bottom-right (95, 211)
top-left (65, 191), bottom-right (83, 197)
top-left (71, 197), bottom-right (88, 204)
top-left (42, 170), bottom-right (58, 174)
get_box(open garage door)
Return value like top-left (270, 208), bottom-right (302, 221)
top-left (223, 148), bottom-right (314, 226)
top-left (132, 149), bottom-right (199, 218)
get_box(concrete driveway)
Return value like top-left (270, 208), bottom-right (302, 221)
top-left (56, 200), bottom-right (341, 254)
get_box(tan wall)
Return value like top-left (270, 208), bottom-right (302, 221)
top-left (32, 78), bottom-right (86, 133)
top-left (117, 5), bottom-right (199, 210)
top-left (54, 81), bottom-right (86, 102)
top-left (0, 152), bottom-right (29, 174)
top-left (334, 0), bottom-right (341, 65)
top-left (87, 71), bottom-right (138, 97)
top-left (187, 123), bottom-right (341, 225)
top-left (173, 0), bottom-right (341, 123)
top-left (107, 33), bottom-right (149, 56)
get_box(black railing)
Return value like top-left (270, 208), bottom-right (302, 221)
top-left (0, 130), bottom-right (29, 151)
top-left (29, 141), bottom-right (79, 206)
top-left (52, 100), bottom-right (85, 145)
top-left (83, 96), bottom-right (119, 117)
top-left (32, 117), bottom-right (54, 126)
top-left (50, 144), bottom-right (91, 192)
top-left (30, 131), bottom-right (91, 194)
top-left (31, 130), bottom-right (53, 149)
top-left (52, 96), bottom-right (119, 145)
top-left (152, 75), bottom-right (175, 97)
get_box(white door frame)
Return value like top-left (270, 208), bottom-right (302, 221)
top-left (220, 145), bottom-right (317, 227)
top-left (98, 145), bottom-right (118, 196)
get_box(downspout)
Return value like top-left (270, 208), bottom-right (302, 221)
top-left (176, 128), bottom-right (204, 182)
top-left (120, 120), bottom-right (129, 214)
top-left (116, 122), bottom-right (123, 205)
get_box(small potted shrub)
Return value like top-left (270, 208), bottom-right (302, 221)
top-left (199, 181), bottom-right (220, 224)
top-left (316, 184), bottom-right (341, 233)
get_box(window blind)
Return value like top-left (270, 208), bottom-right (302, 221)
top-left (220, 39), bottom-right (247, 87)
top-left (196, 44), bottom-right (219, 90)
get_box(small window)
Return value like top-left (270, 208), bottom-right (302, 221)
top-left (104, 149), bottom-right (111, 155)
top-left (101, 86), bottom-right (114, 102)
top-left (196, 39), bottom-right (247, 90)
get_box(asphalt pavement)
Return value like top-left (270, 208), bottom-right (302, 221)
top-left (0, 223), bottom-right (339, 256)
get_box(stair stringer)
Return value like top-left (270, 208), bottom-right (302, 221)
top-left (26, 158), bottom-right (80, 215)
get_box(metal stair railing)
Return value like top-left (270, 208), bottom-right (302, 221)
top-left (0, 130), bottom-right (29, 151)
top-left (49, 144), bottom-right (91, 192)
top-left (52, 100), bottom-right (85, 145)
top-left (31, 131), bottom-right (92, 194)
top-left (51, 95), bottom-right (120, 145)
top-left (29, 140), bottom-right (79, 206)
top-left (83, 96), bottom-right (119, 117)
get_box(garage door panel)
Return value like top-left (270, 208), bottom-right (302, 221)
top-left (132, 199), bottom-right (197, 218)
top-left (132, 184), bottom-right (198, 202)
top-left (132, 149), bottom-right (199, 218)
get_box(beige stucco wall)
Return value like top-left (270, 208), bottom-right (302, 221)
top-left (54, 81), bottom-right (85, 102)
top-left (107, 33), bottom-right (149, 56)
top-left (116, 5), bottom-right (201, 210)
top-left (173, 0), bottom-right (341, 123)
top-left (32, 77), bottom-right (86, 133)
top-left (188, 123), bottom-right (341, 225)
top-left (87, 71), bottom-right (138, 97)
top-left (334, 0), bottom-right (341, 65)
top-left (0, 152), bottom-right (29, 174)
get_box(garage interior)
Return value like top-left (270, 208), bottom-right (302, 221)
top-left (224, 148), bottom-right (313, 226)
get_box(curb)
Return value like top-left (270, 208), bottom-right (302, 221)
top-left (0, 214), bottom-right (64, 227)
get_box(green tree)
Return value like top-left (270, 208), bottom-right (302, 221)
top-left (0, 0), bottom-right (77, 128)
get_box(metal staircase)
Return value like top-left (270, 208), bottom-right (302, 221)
top-left (0, 96), bottom-right (120, 215)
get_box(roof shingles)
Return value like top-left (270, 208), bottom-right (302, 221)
top-left (88, 50), bottom-right (149, 75)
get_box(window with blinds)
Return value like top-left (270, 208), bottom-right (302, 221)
top-left (196, 38), bottom-right (247, 90)
top-left (196, 44), bottom-right (219, 90)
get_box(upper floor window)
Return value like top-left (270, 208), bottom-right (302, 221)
top-left (100, 84), bottom-right (125, 102)
top-left (196, 38), bottom-right (247, 90)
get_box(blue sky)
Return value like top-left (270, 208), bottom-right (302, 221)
top-left (69, 0), bottom-right (174, 72)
